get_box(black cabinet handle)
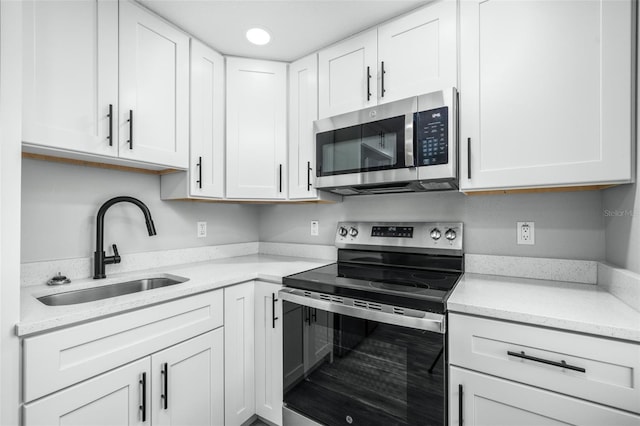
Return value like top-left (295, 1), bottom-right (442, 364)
top-left (139, 372), bottom-right (147, 422)
top-left (272, 293), bottom-right (279, 329)
top-left (311, 308), bottom-right (317, 323)
top-left (307, 161), bottom-right (312, 191)
top-left (507, 351), bottom-right (587, 373)
top-left (507, 350), bottom-right (586, 373)
top-left (196, 156), bottom-right (202, 189)
top-left (458, 384), bottom-right (463, 426)
top-left (279, 164), bottom-right (283, 193)
top-left (161, 362), bottom-right (169, 409)
top-left (127, 110), bottom-right (134, 150)
top-left (467, 137), bottom-right (471, 179)
top-left (107, 104), bottom-right (113, 146)
top-left (366, 66), bottom-right (372, 101)
top-left (304, 306), bottom-right (311, 325)
top-left (381, 61), bottom-right (386, 98)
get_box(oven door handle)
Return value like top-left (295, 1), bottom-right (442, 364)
top-left (404, 111), bottom-right (415, 167)
top-left (279, 290), bottom-right (445, 334)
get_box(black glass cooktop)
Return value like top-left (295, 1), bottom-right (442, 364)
top-left (283, 262), bottom-right (462, 313)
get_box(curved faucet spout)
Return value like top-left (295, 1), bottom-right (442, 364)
top-left (94, 196), bottom-right (157, 279)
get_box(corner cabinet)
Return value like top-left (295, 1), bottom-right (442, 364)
top-left (22, 0), bottom-right (190, 170)
top-left (318, 0), bottom-right (457, 118)
top-left (459, 0), bottom-right (635, 192)
top-left (226, 58), bottom-right (287, 199)
top-left (161, 40), bottom-right (225, 200)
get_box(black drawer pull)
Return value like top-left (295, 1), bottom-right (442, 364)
top-left (139, 372), bottom-right (147, 422)
top-left (307, 161), bottom-right (312, 191)
top-left (366, 66), bottom-right (371, 101)
top-left (196, 156), bottom-right (202, 189)
top-left (272, 292), bottom-right (279, 329)
top-left (127, 110), bottom-right (134, 149)
top-left (107, 104), bottom-right (113, 146)
top-left (161, 362), bottom-right (169, 409)
top-left (507, 350), bottom-right (586, 373)
top-left (458, 384), bottom-right (463, 426)
top-left (467, 137), bottom-right (471, 179)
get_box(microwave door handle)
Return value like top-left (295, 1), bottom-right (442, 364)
top-left (405, 113), bottom-right (415, 167)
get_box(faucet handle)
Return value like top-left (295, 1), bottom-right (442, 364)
top-left (111, 244), bottom-right (121, 264)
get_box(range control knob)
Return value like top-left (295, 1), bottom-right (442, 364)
top-left (349, 227), bottom-right (359, 237)
top-left (430, 228), bottom-right (442, 240)
top-left (445, 229), bottom-right (457, 241)
top-left (338, 227), bottom-right (348, 237)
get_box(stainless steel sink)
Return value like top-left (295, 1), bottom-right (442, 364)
top-left (37, 275), bottom-right (189, 306)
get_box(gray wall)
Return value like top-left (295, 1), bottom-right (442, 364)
top-left (259, 190), bottom-right (606, 261)
top-left (21, 158), bottom-right (260, 262)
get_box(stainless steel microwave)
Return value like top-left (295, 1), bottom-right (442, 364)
top-left (314, 88), bottom-right (458, 195)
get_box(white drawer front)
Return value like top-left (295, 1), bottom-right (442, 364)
top-left (24, 290), bottom-right (223, 402)
top-left (449, 313), bottom-right (640, 414)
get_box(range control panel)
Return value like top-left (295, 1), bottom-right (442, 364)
top-left (335, 221), bottom-right (463, 254)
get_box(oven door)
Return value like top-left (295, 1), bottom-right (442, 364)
top-left (281, 290), bottom-right (446, 426)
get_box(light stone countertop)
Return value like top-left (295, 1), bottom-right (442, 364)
top-left (447, 273), bottom-right (640, 343)
top-left (18, 254), bottom-right (332, 337)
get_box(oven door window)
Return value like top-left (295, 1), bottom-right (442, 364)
top-left (283, 301), bottom-right (445, 426)
top-left (316, 116), bottom-right (406, 177)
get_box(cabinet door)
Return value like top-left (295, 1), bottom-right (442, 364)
top-left (254, 282), bottom-right (283, 425)
top-left (22, 0), bottom-right (118, 156)
top-left (318, 29), bottom-right (377, 119)
top-left (190, 40), bottom-right (225, 198)
top-left (151, 329), bottom-right (224, 426)
top-left (449, 367), bottom-right (640, 426)
top-left (225, 281), bottom-right (256, 426)
top-left (459, 0), bottom-right (634, 191)
top-left (24, 358), bottom-right (150, 426)
top-left (226, 58), bottom-right (287, 199)
top-left (119, 0), bottom-right (189, 169)
top-left (289, 54), bottom-right (318, 200)
top-left (378, 0), bottom-right (457, 104)
top-left (282, 303), bottom-right (305, 391)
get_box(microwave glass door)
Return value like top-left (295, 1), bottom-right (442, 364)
top-left (316, 115), bottom-right (407, 177)
top-left (282, 300), bottom-right (446, 426)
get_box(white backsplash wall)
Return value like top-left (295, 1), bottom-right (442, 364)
top-left (258, 190), bottom-right (605, 261)
top-left (22, 158), bottom-right (260, 262)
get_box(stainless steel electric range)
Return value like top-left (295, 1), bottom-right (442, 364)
top-left (280, 221), bottom-right (464, 426)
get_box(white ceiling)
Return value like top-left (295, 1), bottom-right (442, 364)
top-left (138, 0), bottom-right (430, 62)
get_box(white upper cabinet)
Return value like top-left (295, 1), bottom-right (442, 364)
top-left (318, 0), bottom-right (457, 119)
top-left (460, 0), bottom-right (635, 192)
top-left (119, 0), bottom-right (189, 169)
top-left (318, 29), bottom-right (377, 119)
top-left (226, 58), bottom-right (287, 199)
top-left (289, 54), bottom-right (319, 199)
top-left (161, 40), bottom-right (225, 200)
top-left (22, 0), bottom-right (118, 156)
top-left (378, 0), bottom-right (457, 104)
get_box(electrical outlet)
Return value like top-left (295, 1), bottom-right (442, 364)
top-left (310, 220), bottom-right (319, 236)
top-left (197, 221), bottom-right (207, 238)
top-left (517, 221), bottom-right (535, 245)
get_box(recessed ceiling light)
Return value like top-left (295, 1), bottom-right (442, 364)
top-left (246, 27), bottom-right (271, 46)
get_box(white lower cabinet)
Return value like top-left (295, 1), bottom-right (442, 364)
top-left (151, 329), bottom-right (224, 426)
top-left (22, 291), bottom-right (225, 426)
top-left (449, 367), bottom-right (640, 426)
top-left (24, 358), bottom-right (150, 426)
top-left (448, 313), bottom-right (640, 425)
top-left (254, 282), bottom-right (283, 425)
top-left (224, 281), bottom-right (256, 426)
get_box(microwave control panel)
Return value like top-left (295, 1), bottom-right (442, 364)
top-left (415, 106), bottom-right (448, 166)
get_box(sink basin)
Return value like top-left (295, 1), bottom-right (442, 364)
top-left (37, 275), bottom-right (189, 306)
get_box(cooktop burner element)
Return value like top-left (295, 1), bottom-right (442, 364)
top-left (283, 221), bottom-right (464, 313)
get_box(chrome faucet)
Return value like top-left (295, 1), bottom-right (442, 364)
top-left (94, 196), bottom-right (157, 279)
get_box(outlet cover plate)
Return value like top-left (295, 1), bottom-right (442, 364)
top-left (197, 221), bottom-right (207, 238)
top-left (311, 220), bottom-right (319, 236)
top-left (517, 221), bottom-right (535, 245)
